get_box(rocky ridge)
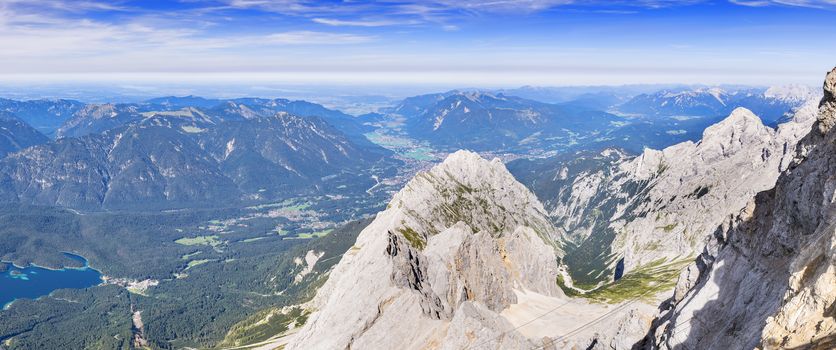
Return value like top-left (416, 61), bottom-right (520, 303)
top-left (644, 67), bottom-right (836, 349)
top-left (0, 111), bottom-right (395, 210)
top-left (617, 86), bottom-right (817, 125)
top-left (288, 150), bottom-right (564, 349)
top-left (521, 100), bottom-right (818, 287)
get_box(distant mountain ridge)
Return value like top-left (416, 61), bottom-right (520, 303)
top-left (617, 85), bottom-right (819, 126)
top-left (392, 91), bottom-right (622, 152)
top-left (0, 110), bottom-right (398, 210)
top-left (382, 86), bottom-right (816, 155)
top-left (0, 98), bottom-right (84, 137)
top-left (56, 97), bottom-right (371, 141)
top-left (0, 111), bottom-right (49, 158)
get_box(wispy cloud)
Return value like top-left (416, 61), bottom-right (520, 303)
top-left (0, 0), bottom-right (378, 76)
top-left (0, 0), bottom-right (833, 85)
top-left (264, 31), bottom-right (373, 44)
top-left (729, 0), bottom-right (836, 7)
top-left (0, 0), bottom-right (129, 13)
top-left (312, 18), bottom-right (418, 27)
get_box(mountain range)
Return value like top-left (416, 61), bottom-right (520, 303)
top-left (378, 86), bottom-right (813, 155)
top-left (0, 76), bottom-right (831, 350)
top-left (391, 91), bottom-right (622, 152)
top-left (281, 69), bottom-right (836, 349)
top-left (0, 109), bottom-right (396, 210)
top-left (617, 85), bottom-right (820, 126)
top-left (0, 98), bottom-right (84, 137)
top-left (57, 97), bottom-right (371, 141)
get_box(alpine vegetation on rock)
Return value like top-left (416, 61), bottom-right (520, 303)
top-left (643, 67), bottom-right (836, 350)
top-left (288, 150), bottom-right (564, 349)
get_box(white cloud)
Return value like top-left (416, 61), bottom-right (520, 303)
top-left (312, 18), bottom-right (418, 27)
top-left (729, 0), bottom-right (836, 7)
top-left (0, 0), bottom-right (833, 86)
top-left (263, 31), bottom-right (374, 44)
top-left (0, 0), bottom-right (129, 13)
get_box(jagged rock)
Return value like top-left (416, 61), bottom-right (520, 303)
top-left (519, 100), bottom-right (818, 289)
top-left (288, 150), bottom-right (562, 349)
top-left (819, 67), bottom-right (836, 133)
top-left (613, 106), bottom-right (814, 272)
top-left (645, 67), bottom-right (836, 350)
top-left (592, 309), bottom-right (654, 350)
top-left (503, 93), bottom-right (820, 350)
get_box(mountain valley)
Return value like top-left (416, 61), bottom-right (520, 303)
top-left (0, 74), bottom-right (832, 350)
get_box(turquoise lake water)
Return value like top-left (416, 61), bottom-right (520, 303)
top-left (1, 253), bottom-right (102, 309)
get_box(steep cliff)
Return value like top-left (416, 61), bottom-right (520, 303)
top-left (645, 68), bottom-right (836, 350)
top-left (514, 101), bottom-right (817, 288)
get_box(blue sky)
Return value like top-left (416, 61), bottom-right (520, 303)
top-left (1, 0), bottom-right (834, 86)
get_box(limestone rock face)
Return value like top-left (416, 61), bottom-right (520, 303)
top-left (504, 90), bottom-right (820, 350)
top-left (532, 102), bottom-right (817, 286)
top-left (288, 150), bottom-right (563, 350)
top-left (612, 106), bottom-right (810, 272)
top-left (646, 67), bottom-right (836, 350)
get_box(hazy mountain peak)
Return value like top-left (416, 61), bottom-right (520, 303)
top-left (449, 91), bottom-right (506, 103)
top-left (141, 106), bottom-right (208, 119)
top-left (764, 84), bottom-right (820, 104)
top-left (76, 103), bottom-right (124, 119)
top-left (0, 111), bottom-right (49, 157)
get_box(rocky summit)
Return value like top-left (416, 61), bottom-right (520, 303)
top-left (288, 150), bottom-right (564, 349)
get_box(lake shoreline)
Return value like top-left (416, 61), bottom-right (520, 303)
top-left (0, 251), bottom-right (99, 272)
top-left (1, 252), bottom-right (103, 311)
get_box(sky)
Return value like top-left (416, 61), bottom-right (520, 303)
top-left (1, 0), bottom-right (835, 87)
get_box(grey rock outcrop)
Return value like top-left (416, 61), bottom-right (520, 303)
top-left (287, 150), bottom-right (563, 350)
top-left (524, 99), bottom-right (818, 288)
top-left (645, 67), bottom-right (836, 350)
